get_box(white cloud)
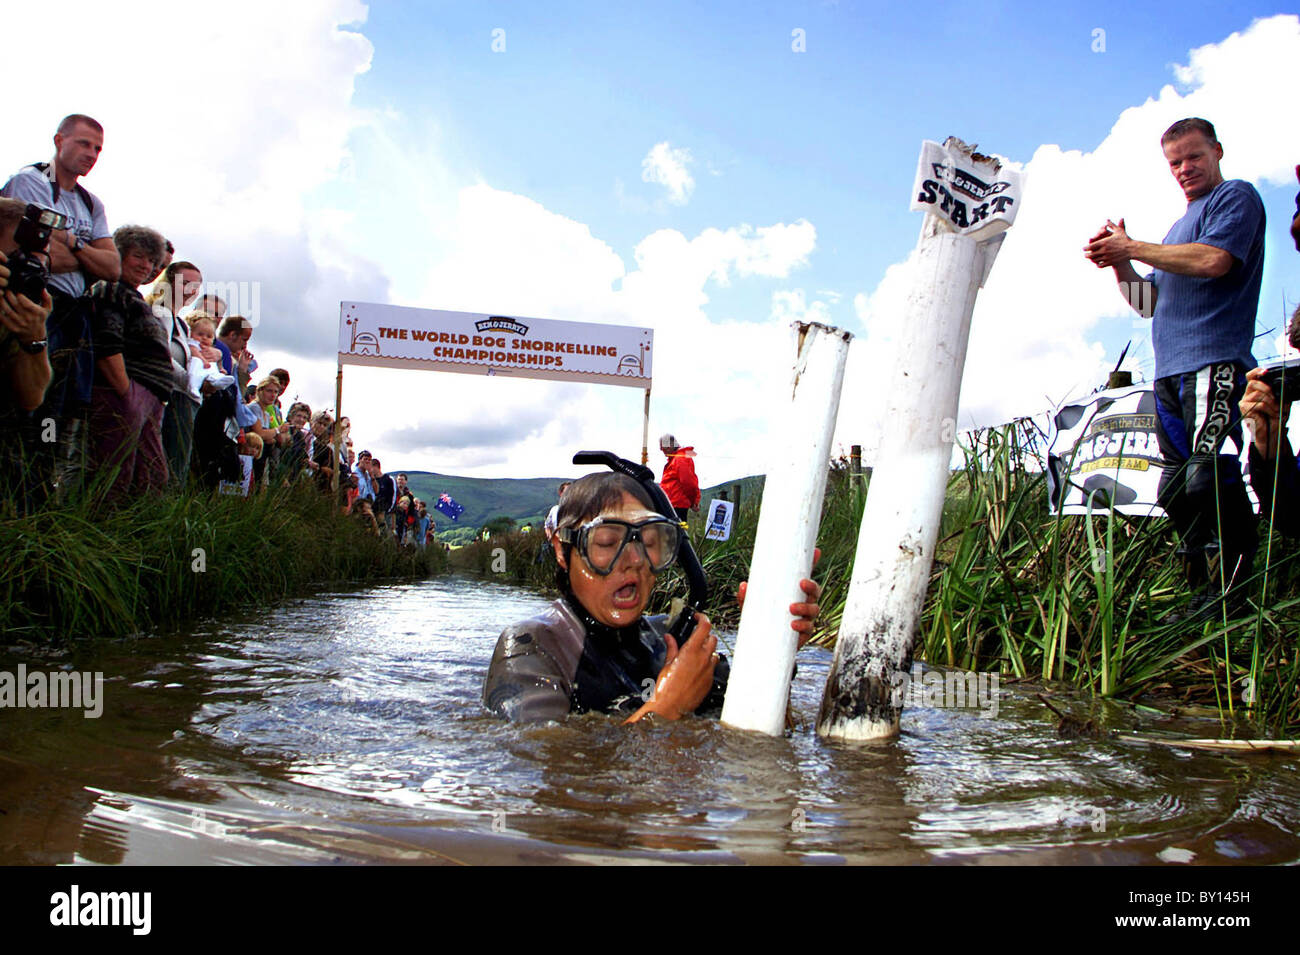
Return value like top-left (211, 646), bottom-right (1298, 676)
top-left (640, 141), bottom-right (695, 205)
top-left (327, 183), bottom-right (821, 478)
top-left (772, 289), bottom-right (832, 327)
top-left (2, 0), bottom-right (378, 355)
top-left (842, 14), bottom-right (1300, 460)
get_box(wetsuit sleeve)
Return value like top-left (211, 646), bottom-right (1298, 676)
top-left (1248, 437), bottom-right (1300, 538)
top-left (483, 625), bottom-right (575, 722)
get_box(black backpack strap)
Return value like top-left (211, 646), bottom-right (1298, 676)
top-left (31, 161), bottom-right (96, 216)
top-left (75, 184), bottom-right (94, 217)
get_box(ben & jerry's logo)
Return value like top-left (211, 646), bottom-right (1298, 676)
top-left (929, 162), bottom-right (1013, 202)
top-left (476, 316), bottom-right (530, 335)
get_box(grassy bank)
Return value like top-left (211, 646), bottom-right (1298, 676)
top-left (455, 427), bottom-right (1300, 733)
top-left (2, 481), bottom-right (445, 643)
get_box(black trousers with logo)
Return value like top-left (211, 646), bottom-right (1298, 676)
top-left (1152, 362), bottom-right (1257, 590)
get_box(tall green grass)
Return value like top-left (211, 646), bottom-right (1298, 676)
top-left (1, 478), bottom-right (444, 642)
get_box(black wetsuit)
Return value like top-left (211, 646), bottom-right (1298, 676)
top-left (482, 593), bottom-right (729, 722)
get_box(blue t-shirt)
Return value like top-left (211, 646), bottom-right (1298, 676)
top-left (214, 339), bottom-right (234, 376)
top-left (355, 467), bottom-right (375, 501)
top-left (0, 164), bottom-right (111, 298)
top-left (1149, 179), bottom-right (1264, 379)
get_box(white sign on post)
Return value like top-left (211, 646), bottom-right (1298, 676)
top-left (703, 499), bottom-right (734, 541)
top-left (218, 454), bottom-right (254, 497)
top-left (909, 139), bottom-right (1024, 241)
top-left (339, 302), bottom-right (653, 389)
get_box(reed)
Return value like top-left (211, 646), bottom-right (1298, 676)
top-left (1, 477), bottom-right (444, 643)
top-left (451, 530), bottom-right (551, 584)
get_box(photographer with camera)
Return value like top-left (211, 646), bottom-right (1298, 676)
top-left (0, 198), bottom-right (55, 510)
top-left (0, 199), bottom-right (55, 410)
top-left (2, 115), bottom-right (120, 503)
top-left (1240, 306), bottom-right (1300, 538)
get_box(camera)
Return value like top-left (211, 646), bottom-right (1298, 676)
top-left (5, 203), bottom-right (68, 302)
top-left (1260, 364), bottom-right (1300, 401)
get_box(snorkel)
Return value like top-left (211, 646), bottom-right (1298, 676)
top-left (572, 451), bottom-right (709, 646)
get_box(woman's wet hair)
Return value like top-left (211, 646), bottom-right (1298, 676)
top-left (556, 472), bottom-right (656, 530)
top-left (552, 472), bottom-right (659, 590)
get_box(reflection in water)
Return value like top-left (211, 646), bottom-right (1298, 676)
top-left (1, 575), bottom-right (1298, 864)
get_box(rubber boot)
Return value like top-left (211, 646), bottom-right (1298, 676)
top-left (1165, 544), bottom-right (1216, 627)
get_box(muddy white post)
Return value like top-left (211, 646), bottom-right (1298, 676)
top-left (722, 321), bottom-right (852, 736)
top-left (818, 138), bottom-right (1022, 741)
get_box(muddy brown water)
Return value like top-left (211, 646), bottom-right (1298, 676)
top-left (1, 575), bottom-right (1298, 865)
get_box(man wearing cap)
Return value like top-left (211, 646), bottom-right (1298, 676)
top-left (659, 433), bottom-right (700, 521)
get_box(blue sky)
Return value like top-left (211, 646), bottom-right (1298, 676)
top-left (6, 2), bottom-right (1299, 481)
top-left (339, 0), bottom-right (1297, 325)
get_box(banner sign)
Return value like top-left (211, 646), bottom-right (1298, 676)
top-left (704, 499), bottom-right (735, 541)
top-left (910, 139), bottom-right (1023, 241)
top-left (339, 302), bottom-right (653, 389)
top-left (1047, 384), bottom-right (1166, 516)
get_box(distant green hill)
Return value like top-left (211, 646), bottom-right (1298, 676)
top-left (699, 473), bottom-right (764, 513)
top-left (397, 471), bottom-right (565, 544)
top-left (391, 469), bottom-right (768, 545)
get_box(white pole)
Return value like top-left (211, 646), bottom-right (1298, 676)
top-left (333, 360), bottom-right (344, 495)
top-left (722, 321), bottom-right (852, 736)
top-left (817, 138), bottom-right (1019, 741)
top-left (642, 388), bottom-right (651, 466)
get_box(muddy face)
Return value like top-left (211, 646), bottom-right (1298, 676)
top-left (556, 492), bottom-right (659, 628)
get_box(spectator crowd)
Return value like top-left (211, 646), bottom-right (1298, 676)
top-left (0, 114), bottom-right (435, 546)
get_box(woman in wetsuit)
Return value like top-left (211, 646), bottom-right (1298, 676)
top-left (482, 471), bottom-right (820, 723)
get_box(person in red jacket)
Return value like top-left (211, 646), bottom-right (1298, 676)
top-left (659, 432), bottom-right (700, 521)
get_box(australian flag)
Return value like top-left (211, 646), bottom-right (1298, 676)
top-left (434, 492), bottom-right (465, 521)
